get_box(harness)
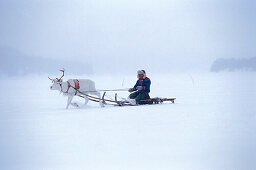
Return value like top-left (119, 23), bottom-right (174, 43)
top-left (60, 79), bottom-right (80, 95)
top-left (74, 79), bottom-right (80, 89)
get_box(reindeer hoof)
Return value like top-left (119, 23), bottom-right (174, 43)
top-left (73, 103), bottom-right (79, 107)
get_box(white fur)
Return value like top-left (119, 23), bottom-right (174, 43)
top-left (50, 79), bottom-right (104, 109)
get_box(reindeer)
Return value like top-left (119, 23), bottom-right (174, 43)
top-left (49, 69), bottom-right (104, 109)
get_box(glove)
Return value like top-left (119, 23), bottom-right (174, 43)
top-left (136, 86), bottom-right (143, 91)
top-left (128, 88), bottom-right (135, 92)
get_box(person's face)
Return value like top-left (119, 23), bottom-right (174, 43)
top-left (138, 74), bottom-right (144, 79)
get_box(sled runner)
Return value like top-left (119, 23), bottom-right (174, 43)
top-left (139, 97), bottom-right (176, 104)
top-left (77, 90), bottom-right (176, 106)
top-left (114, 95), bottom-right (176, 106)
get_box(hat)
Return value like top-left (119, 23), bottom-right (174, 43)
top-left (137, 70), bottom-right (146, 79)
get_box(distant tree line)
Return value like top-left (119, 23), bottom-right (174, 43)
top-left (210, 57), bottom-right (256, 72)
top-left (0, 46), bottom-right (93, 76)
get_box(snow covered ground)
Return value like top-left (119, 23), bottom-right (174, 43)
top-left (0, 72), bottom-right (255, 170)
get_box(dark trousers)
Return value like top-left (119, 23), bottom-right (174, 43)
top-left (129, 91), bottom-right (149, 103)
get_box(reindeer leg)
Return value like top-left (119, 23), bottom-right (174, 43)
top-left (66, 95), bottom-right (73, 109)
top-left (96, 92), bottom-right (104, 107)
top-left (84, 95), bottom-right (89, 105)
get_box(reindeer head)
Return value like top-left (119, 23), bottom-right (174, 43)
top-left (49, 69), bottom-right (65, 90)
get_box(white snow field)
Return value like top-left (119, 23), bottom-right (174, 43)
top-left (0, 72), bottom-right (255, 170)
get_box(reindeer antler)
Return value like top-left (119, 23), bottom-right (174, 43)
top-left (58, 68), bottom-right (65, 80)
top-left (48, 77), bottom-right (54, 81)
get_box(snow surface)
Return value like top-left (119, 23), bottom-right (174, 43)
top-left (0, 72), bottom-right (255, 170)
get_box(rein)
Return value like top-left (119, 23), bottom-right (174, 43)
top-left (57, 80), bottom-right (129, 104)
top-left (58, 79), bottom-right (129, 95)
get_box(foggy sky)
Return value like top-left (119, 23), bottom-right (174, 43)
top-left (0, 0), bottom-right (255, 73)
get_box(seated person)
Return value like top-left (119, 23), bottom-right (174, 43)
top-left (128, 70), bottom-right (151, 105)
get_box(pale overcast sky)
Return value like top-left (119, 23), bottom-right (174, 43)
top-left (0, 0), bottom-right (255, 73)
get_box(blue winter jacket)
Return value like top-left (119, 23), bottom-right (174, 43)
top-left (133, 77), bottom-right (151, 93)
